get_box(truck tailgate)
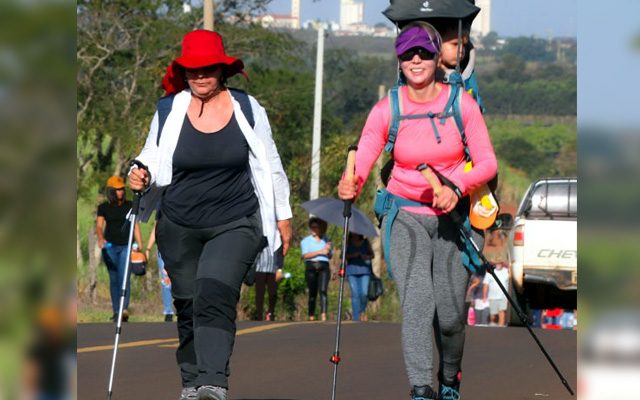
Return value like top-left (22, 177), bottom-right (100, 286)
top-left (523, 219), bottom-right (577, 269)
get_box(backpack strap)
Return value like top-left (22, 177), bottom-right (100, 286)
top-left (451, 86), bottom-right (471, 162)
top-left (439, 72), bottom-right (471, 162)
top-left (385, 84), bottom-right (402, 154)
top-left (229, 88), bottom-right (255, 129)
top-left (387, 84), bottom-right (444, 152)
top-left (156, 94), bottom-right (175, 146)
top-left (154, 88), bottom-right (255, 147)
top-left (374, 188), bottom-right (431, 277)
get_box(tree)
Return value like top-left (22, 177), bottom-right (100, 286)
top-left (499, 36), bottom-right (554, 62)
top-left (554, 135), bottom-right (577, 176)
top-left (481, 31), bottom-right (499, 49)
top-left (496, 53), bottom-right (527, 83)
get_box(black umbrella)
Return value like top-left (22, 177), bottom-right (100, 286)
top-left (301, 197), bottom-right (378, 238)
top-left (383, 0), bottom-right (480, 26)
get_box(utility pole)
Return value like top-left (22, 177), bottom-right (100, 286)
top-left (310, 23), bottom-right (325, 200)
top-left (204, 0), bottom-right (215, 30)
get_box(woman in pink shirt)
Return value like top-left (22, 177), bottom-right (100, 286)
top-left (339, 21), bottom-right (497, 400)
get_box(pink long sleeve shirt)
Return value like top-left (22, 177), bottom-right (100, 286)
top-left (355, 83), bottom-right (497, 215)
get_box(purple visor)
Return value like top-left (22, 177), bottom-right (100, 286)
top-left (395, 26), bottom-right (440, 56)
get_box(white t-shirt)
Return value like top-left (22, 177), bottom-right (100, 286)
top-left (483, 268), bottom-right (510, 300)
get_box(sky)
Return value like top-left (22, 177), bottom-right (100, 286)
top-left (266, 0), bottom-right (576, 38)
top-left (578, 0), bottom-right (640, 129)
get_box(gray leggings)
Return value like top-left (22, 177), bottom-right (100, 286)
top-left (383, 209), bottom-right (483, 388)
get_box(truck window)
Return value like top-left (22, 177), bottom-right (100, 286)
top-left (526, 180), bottom-right (577, 218)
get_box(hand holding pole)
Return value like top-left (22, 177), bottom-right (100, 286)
top-left (342, 145), bottom-right (358, 218)
top-left (417, 163), bottom-right (442, 195)
top-left (415, 163), bottom-right (575, 396)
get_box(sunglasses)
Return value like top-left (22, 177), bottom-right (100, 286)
top-left (398, 47), bottom-right (436, 62)
top-left (184, 65), bottom-right (221, 75)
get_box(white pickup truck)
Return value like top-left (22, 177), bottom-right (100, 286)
top-left (509, 177), bottom-right (577, 314)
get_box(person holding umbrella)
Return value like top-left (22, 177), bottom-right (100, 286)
top-left (338, 21), bottom-right (497, 400)
top-left (128, 30), bottom-right (292, 400)
top-left (300, 217), bottom-right (332, 321)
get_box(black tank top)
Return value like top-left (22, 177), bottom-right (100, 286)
top-left (162, 113), bottom-right (259, 228)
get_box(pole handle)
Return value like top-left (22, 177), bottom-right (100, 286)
top-left (128, 159), bottom-right (149, 214)
top-left (342, 145), bottom-right (358, 218)
top-left (345, 145), bottom-right (357, 182)
top-left (417, 163), bottom-right (442, 195)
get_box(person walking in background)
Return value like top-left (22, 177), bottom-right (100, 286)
top-left (338, 21), bottom-right (497, 399)
top-left (254, 246), bottom-right (283, 321)
top-left (468, 273), bottom-right (489, 326)
top-left (95, 175), bottom-right (143, 323)
top-left (345, 233), bottom-right (373, 322)
top-left (300, 217), bottom-right (331, 322)
top-left (128, 30), bottom-right (292, 400)
top-left (483, 261), bottom-right (509, 326)
top-left (145, 221), bottom-right (175, 322)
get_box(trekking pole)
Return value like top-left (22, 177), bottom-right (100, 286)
top-left (330, 145), bottom-right (358, 400)
top-left (107, 160), bottom-right (147, 400)
top-left (417, 163), bottom-right (575, 396)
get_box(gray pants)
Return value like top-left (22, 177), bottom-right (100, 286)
top-left (383, 209), bottom-right (483, 388)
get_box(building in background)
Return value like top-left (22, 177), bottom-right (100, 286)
top-left (258, 0), bottom-right (393, 37)
top-left (255, 13), bottom-right (299, 29)
top-left (340, 0), bottom-right (364, 30)
top-left (291, 0), bottom-right (300, 29)
top-left (472, 0), bottom-right (491, 38)
top-left (256, 0), bottom-right (299, 29)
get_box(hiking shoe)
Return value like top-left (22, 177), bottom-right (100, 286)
top-left (197, 385), bottom-right (227, 400)
top-left (410, 385), bottom-right (437, 400)
top-left (179, 387), bottom-right (197, 400)
top-left (121, 309), bottom-right (129, 322)
top-left (438, 383), bottom-right (460, 400)
top-left (165, 314), bottom-right (174, 322)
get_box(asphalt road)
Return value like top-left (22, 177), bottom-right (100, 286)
top-left (78, 321), bottom-right (576, 400)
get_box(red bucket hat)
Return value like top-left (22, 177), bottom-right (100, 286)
top-left (162, 30), bottom-right (245, 95)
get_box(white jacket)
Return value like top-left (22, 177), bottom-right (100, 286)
top-left (133, 89), bottom-right (292, 271)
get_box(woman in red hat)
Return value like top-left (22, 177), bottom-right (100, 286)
top-left (128, 30), bottom-right (292, 400)
top-left (95, 176), bottom-right (143, 323)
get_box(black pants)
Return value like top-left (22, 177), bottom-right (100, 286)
top-left (254, 272), bottom-right (277, 319)
top-left (156, 211), bottom-right (264, 389)
top-left (304, 261), bottom-right (330, 316)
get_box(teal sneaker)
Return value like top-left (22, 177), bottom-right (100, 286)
top-left (438, 383), bottom-right (460, 400)
top-left (410, 385), bottom-right (438, 400)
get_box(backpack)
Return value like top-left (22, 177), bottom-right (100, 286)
top-left (375, 72), bottom-right (496, 276)
top-left (155, 88), bottom-right (255, 146)
top-left (382, 71), bottom-right (470, 185)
